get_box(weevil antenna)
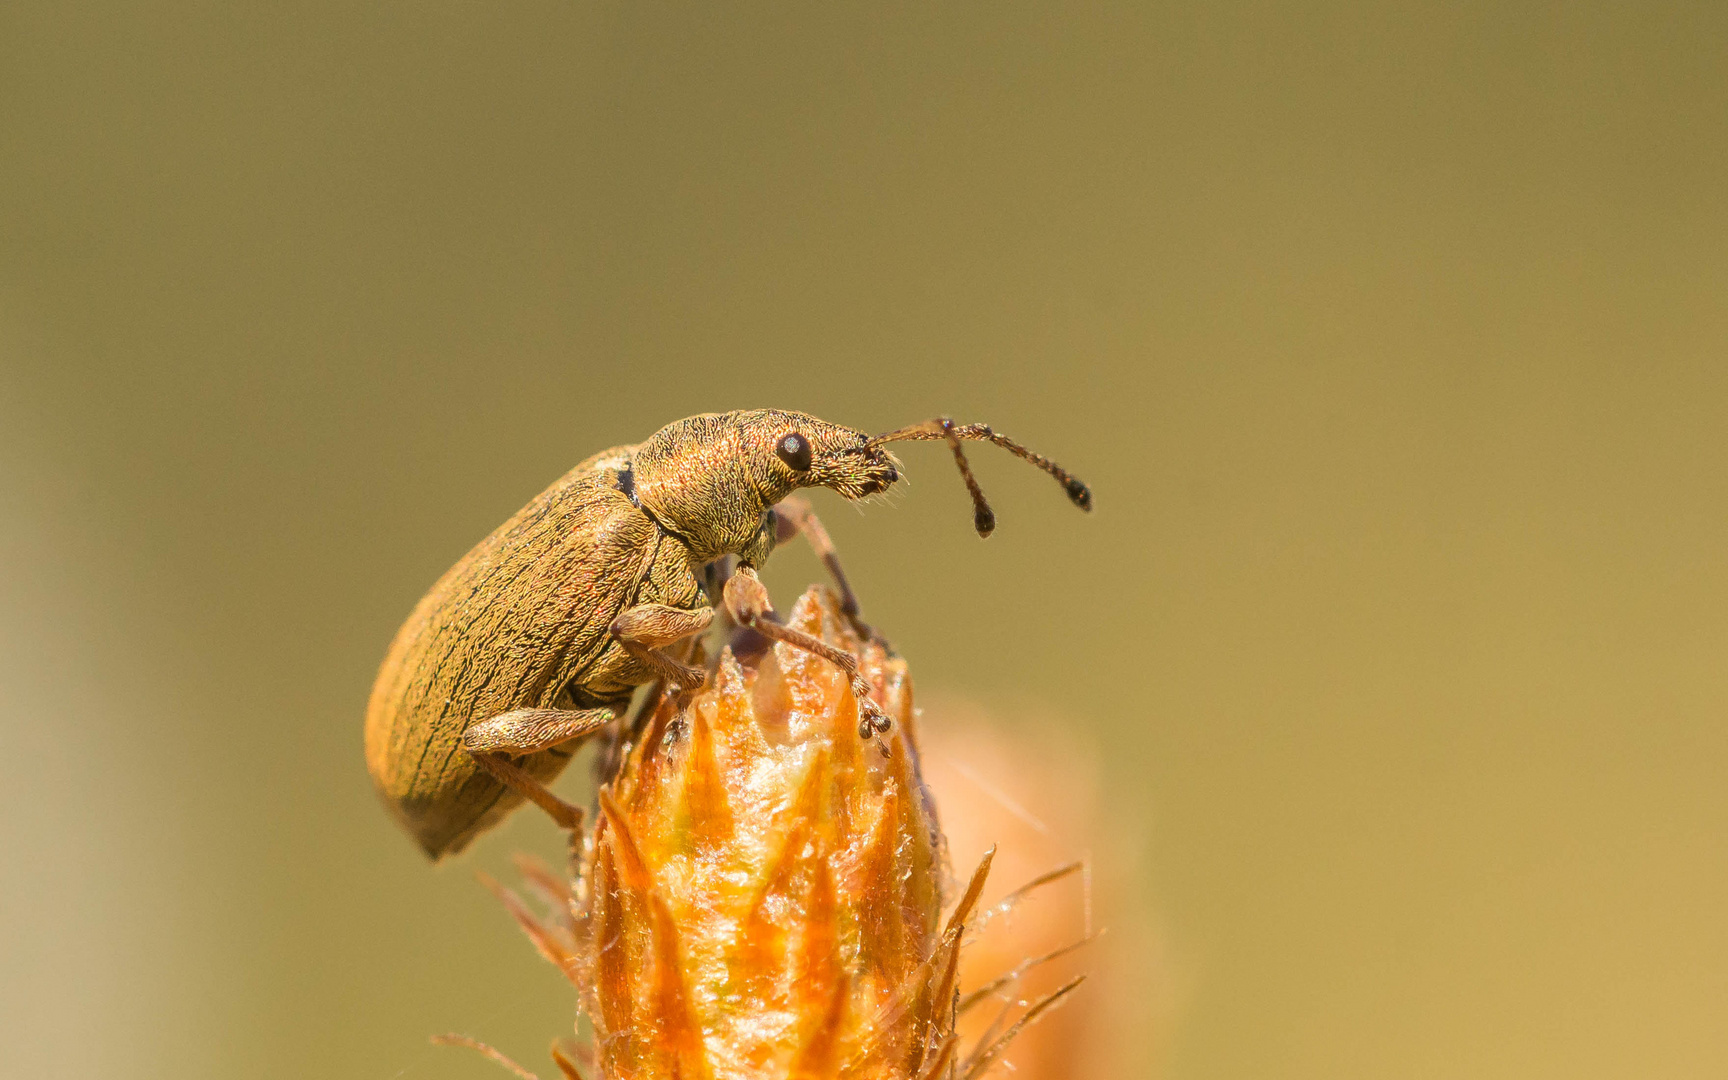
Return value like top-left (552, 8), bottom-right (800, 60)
top-left (869, 418), bottom-right (1092, 536)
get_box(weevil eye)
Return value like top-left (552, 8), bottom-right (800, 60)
top-left (775, 432), bottom-right (813, 471)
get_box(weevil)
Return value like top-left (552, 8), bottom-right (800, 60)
top-left (364, 410), bottom-right (1090, 859)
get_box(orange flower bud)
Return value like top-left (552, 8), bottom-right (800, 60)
top-left (460, 587), bottom-right (1101, 1080)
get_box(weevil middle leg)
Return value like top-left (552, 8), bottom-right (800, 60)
top-left (463, 603), bottom-right (715, 836)
top-left (610, 603), bottom-right (714, 691)
top-left (611, 603), bottom-right (715, 753)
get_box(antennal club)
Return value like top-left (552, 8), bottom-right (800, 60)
top-left (870, 417), bottom-right (1092, 537)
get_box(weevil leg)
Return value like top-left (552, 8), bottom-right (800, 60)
top-left (723, 565), bottom-right (893, 739)
top-left (611, 603), bottom-right (715, 691)
top-left (770, 495), bottom-right (887, 647)
top-left (464, 706), bottom-right (617, 756)
top-left (462, 706), bottom-right (616, 833)
top-left (470, 752), bottom-right (586, 832)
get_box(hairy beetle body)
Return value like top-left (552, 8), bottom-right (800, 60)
top-left (365, 409), bottom-right (1087, 860)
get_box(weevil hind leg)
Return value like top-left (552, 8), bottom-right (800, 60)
top-left (464, 707), bottom-right (616, 833)
top-left (470, 751), bottom-right (585, 834)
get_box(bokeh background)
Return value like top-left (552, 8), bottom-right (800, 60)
top-left (4, 3), bottom-right (1726, 1078)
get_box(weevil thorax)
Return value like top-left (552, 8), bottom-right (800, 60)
top-left (631, 409), bottom-right (899, 562)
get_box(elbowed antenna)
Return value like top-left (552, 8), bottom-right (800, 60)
top-left (869, 418), bottom-right (1092, 537)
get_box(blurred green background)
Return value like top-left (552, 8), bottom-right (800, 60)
top-left (4, 3), bottom-right (1726, 1077)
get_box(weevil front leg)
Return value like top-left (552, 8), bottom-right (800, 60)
top-left (770, 495), bottom-right (886, 646)
top-left (464, 706), bottom-right (618, 832)
top-left (723, 565), bottom-right (893, 739)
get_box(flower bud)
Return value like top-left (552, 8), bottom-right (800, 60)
top-left (471, 586), bottom-right (1092, 1080)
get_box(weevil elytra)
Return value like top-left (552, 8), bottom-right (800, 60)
top-left (364, 410), bottom-right (1090, 859)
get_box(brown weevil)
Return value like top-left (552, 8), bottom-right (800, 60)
top-left (364, 410), bottom-right (1090, 859)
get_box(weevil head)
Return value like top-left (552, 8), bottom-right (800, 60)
top-left (631, 410), bottom-right (899, 560)
top-left (773, 416), bottom-right (901, 501)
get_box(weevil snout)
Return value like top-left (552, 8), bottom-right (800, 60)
top-left (823, 443), bottom-right (899, 500)
top-left (855, 448), bottom-right (899, 495)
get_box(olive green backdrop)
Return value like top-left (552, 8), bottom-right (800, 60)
top-left (3, 3), bottom-right (1725, 1078)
